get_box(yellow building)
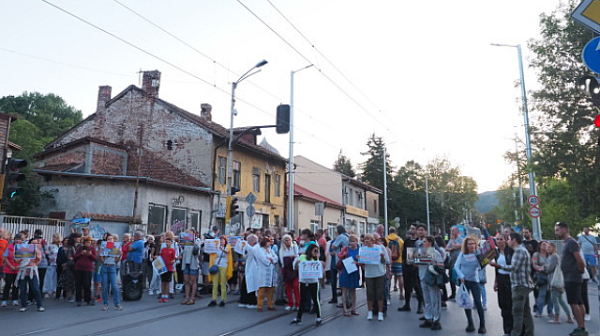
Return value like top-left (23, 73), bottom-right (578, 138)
top-left (212, 131), bottom-right (286, 234)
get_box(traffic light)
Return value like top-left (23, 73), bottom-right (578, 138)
top-left (4, 158), bottom-right (27, 200)
top-left (578, 75), bottom-right (600, 106)
top-left (276, 104), bottom-right (290, 134)
top-left (225, 196), bottom-right (239, 223)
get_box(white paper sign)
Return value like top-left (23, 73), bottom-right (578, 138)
top-left (234, 240), bottom-right (247, 254)
top-left (152, 256), bottom-right (167, 275)
top-left (298, 260), bottom-right (323, 282)
top-left (204, 239), bottom-right (220, 254)
top-left (359, 247), bottom-right (382, 265)
top-left (342, 257), bottom-right (358, 273)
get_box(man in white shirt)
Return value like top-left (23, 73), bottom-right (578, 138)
top-left (577, 227), bottom-right (598, 283)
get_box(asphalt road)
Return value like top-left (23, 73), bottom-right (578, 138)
top-left (3, 269), bottom-right (599, 336)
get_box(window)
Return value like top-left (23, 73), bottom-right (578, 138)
top-left (349, 188), bottom-right (354, 206)
top-left (218, 156), bottom-right (227, 185)
top-left (233, 161), bottom-right (241, 189)
top-left (327, 223), bottom-right (336, 239)
top-left (252, 167), bottom-right (261, 192)
top-left (147, 205), bottom-right (166, 234)
top-left (264, 174), bottom-right (271, 203)
top-left (274, 174), bottom-right (281, 197)
top-left (171, 208), bottom-right (187, 234)
top-left (310, 220), bottom-right (320, 233)
top-left (191, 211), bottom-right (201, 232)
top-left (357, 191), bottom-right (363, 208)
top-left (373, 199), bottom-right (377, 215)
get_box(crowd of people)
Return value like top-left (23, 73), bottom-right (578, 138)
top-left (0, 221), bottom-right (597, 336)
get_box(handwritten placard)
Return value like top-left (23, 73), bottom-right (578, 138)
top-left (204, 239), bottom-right (220, 254)
top-left (152, 256), bottom-right (167, 275)
top-left (180, 233), bottom-right (195, 246)
top-left (100, 241), bottom-right (122, 257)
top-left (15, 244), bottom-right (37, 260)
top-left (298, 260), bottom-right (323, 282)
top-left (234, 240), bottom-right (247, 254)
top-left (359, 246), bottom-right (382, 265)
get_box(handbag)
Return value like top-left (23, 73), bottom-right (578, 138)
top-left (209, 251), bottom-right (224, 275)
top-left (457, 283), bottom-right (474, 309)
top-left (336, 247), bottom-right (347, 272)
top-left (550, 262), bottom-right (564, 289)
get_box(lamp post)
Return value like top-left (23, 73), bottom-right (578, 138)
top-left (383, 146), bottom-right (388, 236)
top-left (491, 43), bottom-right (541, 240)
top-left (425, 175), bottom-right (430, 235)
top-left (288, 64), bottom-right (313, 233)
top-left (227, 60), bottom-right (268, 204)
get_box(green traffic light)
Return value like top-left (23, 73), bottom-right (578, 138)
top-left (10, 191), bottom-right (17, 198)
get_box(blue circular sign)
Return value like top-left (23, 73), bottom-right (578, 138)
top-left (582, 36), bottom-right (600, 74)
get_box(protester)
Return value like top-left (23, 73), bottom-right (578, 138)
top-left (127, 230), bottom-right (145, 274)
top-left (100, 234), bottom-right (122, 310)
top-left (159, 237), bottom-right (176, 303)
top-left (58, 236), bottom-right (76, 303)
top-left (2, 233), bottom-right (21, 307)
top-left (454, 236), bottom-right (486, 334)
top-left (545, 242), bottom-right (573, 324)
top-left (555, 222), bottom-right (587, 336)
top-left (148, 234), bottom-right (162, 296)
top-left (386, 227), bottom-right (404, 300)
top-left (256, 237), bottom-right (278, 312)
top-left (290, 243), bottom-right (323, 326)
top-left (181, 230), bottom-right (201, 305)
top-left (32, 230), bottom-right (49, 299)
top-left (280, 234), bottom-right (300, 311)
top-left (489, 232), bottom-right (534, 336)
top-left (17, 236), bottom-right (45, 312)
top-left (532, 241), bottom-right (553, 317)
top-left (577, 227), bottom-right (597, 283)
top-left (445, 226), bottom-right (463, 300)
top-left (339, 234), bottom-right (361, 317)
top-left (493, 233), bottom-right (514, 335)
top-left (359, 233), bottom-right (389, 321)
top-left (120, 233), bottom-right (131, 285)
top-left (42, 233), bottom-right (61, 297)
top-left (143, 235), bottom-right (155, 289)
top-left (329, 225), bottom-right (349, 305)
top-left (208, 235), bottom-right (233, 307)
top-left (399, 224), bottom-right (423, 313)
top-left (74, 236), bottom-right (97, 306)
top-left (417, 236), bottom-right (443, 331)
top-left (240, 234), bottom-right (259, 309)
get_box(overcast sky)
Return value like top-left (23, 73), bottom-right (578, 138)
top-left (0, 0), bottom-right (565, 192)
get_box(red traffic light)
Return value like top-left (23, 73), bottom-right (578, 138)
top-left (595, 115), bottom-right (600, 128)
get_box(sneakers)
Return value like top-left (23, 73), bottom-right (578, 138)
top-left (570, 328), bottom-right (589, 336)
top-left (378, 312), bottom-right (384, 321)
top-left (482, 305), bottom-right (487, 311)
top-left (420, 320), bottom-right (433, 328)
top-left (290, 318), bottom-right (302, 325)
top-left (367, 311), bottom-right (373, 320)
top-left (12, 300), bottom-right (19, 306)
top-left (148, 290), bottom-right (154, 296)
top-left (115, 305), bottom-right (123, 311)
top-left (19, 307), bottom-right (26, 312)
top-left (208, 300), bottom-right (217, 307)
top-left (431, 320), bottom-right (442, 331)
top-left (38, 307), bottom-right (45, 312)
top-left (285, 306), bottom-right (292, 311)
top-left (1, 301), bottom-right (6, 307)
top-left (219, 301), bottom-right (225, 307)
top-left (238, 304), bottom-right (248, 308)
top-left (315, 318), bottom-right (322, 326)
top-left (441, 301), bottom-right (447, 310)
top-left (585, 314), bottom-right (591, 321)
top-left (416, 306), bottom-right (424, 314)
top-left (102, 304), bottom-right (109, 311)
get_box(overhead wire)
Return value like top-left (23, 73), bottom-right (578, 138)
top-left (39, 0), bottom-right (343, 152)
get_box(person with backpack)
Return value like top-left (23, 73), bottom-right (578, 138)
top-left (386, 227), bottom-right (404, 300)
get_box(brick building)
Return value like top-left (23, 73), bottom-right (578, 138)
top-left (34, 70), bottom-right (286, 238)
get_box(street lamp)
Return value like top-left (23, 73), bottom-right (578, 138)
top-left (491, 43), bottom-right (542, 240)
top-left (288, 64), bottom-right (313, 233)
top-left (227, 60), bottom-right (268, 202)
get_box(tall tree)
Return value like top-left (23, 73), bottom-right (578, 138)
top-left (525, 0), bottom-right (600, 233)
top-left (360, 134), bottom-right (393, 216)
top-left (0, 92), bottom-right (83, 216)
top-left (388, 160), bottom-right (426, 231)
top-left (333, 150), bottom-right (356, 177)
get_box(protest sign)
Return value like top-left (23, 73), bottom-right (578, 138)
top-left (234, 240), bottom-right (247, 254)
top-left (15, 244), bottom-right (37, 260)
top-left (407, 247), bottom-right (436, 264)
top-left (228, 236), bottom-right (241, 249)
top-left (180, 233), bottom-right (195, 246)
top-left (204, 239), bottom-right (220, 254)
top-left (152, 256), bottom-right (167, 275)
top-left (359, 246), bottom-right (382, 265)
top-left (298, 260), bottom-right (323, 282)
top-left (342, 257), bottom-right (358, 273)
top-left (100, 241), bottom-right (122, 257)
top-left (477, 237), bottom-right (498, 268)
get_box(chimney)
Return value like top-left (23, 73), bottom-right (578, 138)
top-left (200, 103), bottom-right (212, 121)
top-left (97, 86), bottom-right (112, 111)
top-left (142, 70), bottom-right (161, 98)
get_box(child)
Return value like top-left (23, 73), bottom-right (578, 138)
top-left (159, 238), bottom-right (176, 303)
top-left (290, 243), bottom-right (323, 326)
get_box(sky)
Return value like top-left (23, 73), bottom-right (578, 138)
top-left (0, 0), bottom-right (566, 193)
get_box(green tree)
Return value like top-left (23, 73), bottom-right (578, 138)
top-left (0, 92), bottom-right (82, 216)
top-left (359, 134), bottom-right (393, 216)
top-left (388, 160), bottom-right (426, 230)
top-left (332, 150), bottom-right (356, 177)
top-left (524, 0), bottom-right (600, 234)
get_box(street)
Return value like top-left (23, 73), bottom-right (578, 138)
top-left (3, 269), bottom-right (599, 336)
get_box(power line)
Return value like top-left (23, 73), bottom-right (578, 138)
top-left (236, 0), bottom-right (395, 136)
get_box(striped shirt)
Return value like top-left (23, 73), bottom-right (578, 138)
top-left (499, 245), bottom-right (533, 289)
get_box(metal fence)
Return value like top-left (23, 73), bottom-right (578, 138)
top-left (0, 215), bottom-right (68, 239)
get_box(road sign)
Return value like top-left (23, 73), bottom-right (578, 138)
top-left (529, 206), bottom-right (541, 218)
top-left (245, 192), bottom-right (256, 205)
top-left (527, 195), bottom-right (540, 207)
top-left (573, 0), bottom-right (600, 34)
top-left (582, 36), bottom-right (600, 73)
top-left (246, 205), bottom-right (256, 217)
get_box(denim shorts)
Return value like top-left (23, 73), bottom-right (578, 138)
top-left (584, 254), bottom-right (597, 266)
top-left (183, 264), bottom-right (199, 275)
top-left (94, 272), bottom-right (103, 283)
top-left (391, 263), bottom-right (403, 276)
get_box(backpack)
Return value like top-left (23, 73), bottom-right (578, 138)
top-left (389, 239), bottom-right (400, 260)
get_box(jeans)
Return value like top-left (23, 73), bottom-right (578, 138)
top-left (536, 283), bottom-right (554, 315)
top-left (19, 276), bottom-right (43, 308)
top-left (74, 270), bottom-right (92, 303)
top-left (421, 280), bottom-right (441, 321)
top-left (479, 282), bottom-right (487, 306)
top-left (330, 257), bottom-right (338, 302)
top-left (550, 289), bottom-right (571, 317)
top-left (403, 265), bottom-right (423, 308)
top-left (102, 265), bottom-right (120, 306)
top-left (463, 280), bottom-right (485, 327)
top-left (511, 286), bottom-right (534, 336)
